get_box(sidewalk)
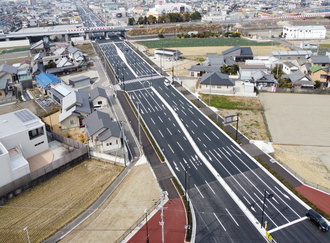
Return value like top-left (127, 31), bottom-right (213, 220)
top-left (126, 198), bottom-right (186, 243)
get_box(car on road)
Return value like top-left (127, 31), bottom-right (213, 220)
top-left (306, 209), bottom-right (329, 232)
top-left (164, 79), bottom-right (172, 87)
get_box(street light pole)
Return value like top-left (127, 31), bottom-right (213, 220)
top-left (23, 226), bottom-right (30, 243)
top-left (137, 102), bottom-right (141, 145)
top-left (260, 189), bottom-right (273, 228)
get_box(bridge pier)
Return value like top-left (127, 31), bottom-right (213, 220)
top-left (64, 34), bottom-right (69, 42)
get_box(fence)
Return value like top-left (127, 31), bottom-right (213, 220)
top-left (0, 132), bottom-right (88, 204)
top-left (114, 199), bottom-right (161, 243)
top-left (271, 87), bottom-right (330, 94)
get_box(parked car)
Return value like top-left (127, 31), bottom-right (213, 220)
top-left (306, 209), bottom-right (329, 232)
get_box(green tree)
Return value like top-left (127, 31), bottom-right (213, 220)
top-left (137, 16), bottom-right (144, 24)
top-left (271, 65), bottom-right (285, 80)
top-left (128, 17), bottom-right (135, 25)
top-left (190, 11), bottom-right (202, 20)
top-left (147, 15), bottom-right (157, 24)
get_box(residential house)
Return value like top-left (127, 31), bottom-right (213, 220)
top-left (59, 90), bottom-right (91, 130)
top-left (0, 79), bottom-right (9, 98)
top-left (67, 46), bottom-right (85, 63)
top-left (48, 83), bottom-right (74, 104)
top-left (90, 87), bottom-right (109, 110)
top-left (251, 70), bottom-right (278, 90)
top-left (17, 62), bottom-right (33, 89)
top-left (197, 72), bottom-right (235, 94)
top-left (282, 62), bottom-right (299, 75)
top-left (222, 46), bottom-right (253, 62)
top-left (308, 65), bottom-right (328, 84)
top-left (271, 51), bottom-right (312, 62)
top-left (239, 64), bottom-right (268, 80)
top-left (69, 75), bottom-right (91, 89)
top-left (0, 109), bottom-right (49, 187)
top-left (154, 49), bottom-right (182, 61)
top-left (283, 70), bottom-right (315, 89)
top-left (308, 55), bottom-right (330, 69)
top-left (30, 39), bottom-right (50, 55)
top-left (35, 73), bottom-right (61, 93)
top-left (0, 64), bottom-right (18, 84)
top-left (83, 111), bottom-right (122, 154)
top-left (188, 65), bottom-right (220, 77)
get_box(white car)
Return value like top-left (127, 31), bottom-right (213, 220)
top-left (164, 80), bottom-right (172, 87)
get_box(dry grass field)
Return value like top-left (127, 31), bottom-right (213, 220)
top-left (0, 159), bottom-right (123, 243)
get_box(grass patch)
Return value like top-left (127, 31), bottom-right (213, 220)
top-left (136, 38), bottom-right (277, 49)
top-left (76, 43), bottom-right (96, 56)
top-left (200, 94), bottom-right (262, 110)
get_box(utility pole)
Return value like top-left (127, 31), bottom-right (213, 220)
top-left (209, 73), bottom-right (212, 106)
top-left (137, 102), bottom-right (141, 146)
top-left (235, 113), bottom-right (239, 141)
top-left (160, 191), bottom-right (167, 243)
top-left (145, 209), bottom-right (149, 243)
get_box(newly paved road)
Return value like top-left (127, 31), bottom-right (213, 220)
top-left (100, 41), bottom-right (329, 242)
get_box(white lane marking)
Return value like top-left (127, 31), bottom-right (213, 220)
top-left (177, 142), bottom-right (184, 151)
top-left (209, 149), bottom-right (279, 227)
top-left (179, 99), bottom-right (184, 104)
top-left (178, 129), bottom-right (181, 133)
top-left (204, 151), bottom-right (212, 161)
top-left (194, 184), bottom-right (204, 198)
top-left (165, 93), bottom-right (169, 97)
top-left (198, 118), bottom-right (205, 125)
top-left (183, 136), bottom-right (187, 140)
top-left (197, 137), bottom-right (201, 141)
top-left (167, 128), bottom-right (172, 135)
top-left (182, 110), bottom-right (187, 116)
top-left (191, 130), bottom-right (195, 134)
top-left (173, 122), bottom-right (176, 127)
top-left (203, 133), bottom-right (211, 141)
top-left (191, 120), bottom-right (198, 127)
top-left (150, 118), bottom-right (155, 124)
top-left (168, 117), bottom-right (171, 121)
top-left (211, 131), bottom-right (219, 139)
top-left (158, 116), bottom-right (163, 122)
top-left (203, 143), bottom-right (207, 148)
top-left (179, 161), bottom-right (186, 170)
top-left (274, 186), bottom-right (290, 200)
top-left (210, 149), bottom-right (222, 159)
top-left (183, 158), bottom-right (191, 169)
top-left (268, 217), bottom-right (308, 234)
top-left (225, 208), bottom-right (239, 226)
top-left (214, 213), bottom-right (226, 231)
top-left (168, 144), bottom-right (174, 153)
top-left (227, 147), bottom-right (300, 218)
top-left (173, 101), bottom-right (177, 105)
top-left (174, 162), bottom-right (180, 171)
top-left (223, 147), bottom-right (231, 156)
top-left (231, 145), bottom-right (241, 154)
top-left (159, 130), bottom-right (164, 137)
top-left (205, 180), bottom-right (216, 194)
top-left (188, 108), bottom-right (194, 114)
top-left (189, 158), bottom-right (198, 170)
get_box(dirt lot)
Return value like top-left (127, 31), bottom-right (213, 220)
top-left (0, 159), bottom-right (123, 243)
top-left (61, 161), bottom-right (161, 243)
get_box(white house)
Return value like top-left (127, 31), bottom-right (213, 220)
top-left (90, 87), bottom-right (109, 110)
top-left (283, 25), bottom-right (326, 40)
top-left (239, 64), bottom-right (268, 80)
top-left (83, 111), bottom-right (122, 154)
top-left (198, 72), bottom-right (235, 95)
top-left (0, 109), bottom-right (49, 187)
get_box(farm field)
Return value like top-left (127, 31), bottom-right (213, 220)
top-left (137, 37), bottom-right (279, 49)
top-left (0, 159), bottom-right (123, 243)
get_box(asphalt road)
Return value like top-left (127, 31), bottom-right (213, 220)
top-left (100, 40), bottom-right (329, 242)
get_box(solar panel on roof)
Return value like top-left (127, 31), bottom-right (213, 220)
top-left (14, 110), bottom-right (36, 123)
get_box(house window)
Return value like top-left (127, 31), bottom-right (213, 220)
top-left (116, 140), bottom-right (118, 144)
top-left (70, 120), bottom-right (76, 125)
top-left (35, 141), bottom-right (44, 146)
top-left (217, 86), bottom-right (221, 89)
top-left (29, 127), bottom-right (44, 140)
top-left (107, 142), bottom-right (112, 146)
top-left (98, 101), bottom-right (102, 105)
